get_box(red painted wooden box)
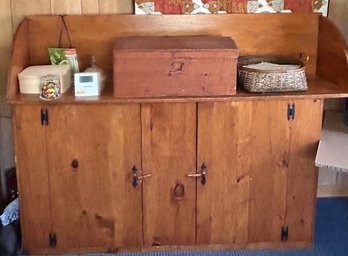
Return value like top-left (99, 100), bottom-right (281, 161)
top-left (113, 36), bottom-right (239, 98)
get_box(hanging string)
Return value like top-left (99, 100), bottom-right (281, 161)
top-left (58, 15), bottom-right (72, 48)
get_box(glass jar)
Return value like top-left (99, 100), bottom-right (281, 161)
top-left (39, 74), bottom-right (61, 100)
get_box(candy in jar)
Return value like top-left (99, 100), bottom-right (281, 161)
top-left (39, 74), bottom-right (61, 100)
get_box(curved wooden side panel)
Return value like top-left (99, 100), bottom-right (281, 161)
top-left (7, 18), bottom-right (30, 101)
top-left (317, 16), bottom-right (348, 88)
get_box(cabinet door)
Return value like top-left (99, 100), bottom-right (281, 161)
top-left (142, 103), bottom-right (196, 247)
top-left (46, 104), bottom-right (142, 250)
top-left (13, 105), bottom-right (52, 252)
top-left (248, 100), bottom-right (291, 243)
top-left (197, 101), bottom-right (252, 245)
top-left (285, 99), bottom-right (323, 242)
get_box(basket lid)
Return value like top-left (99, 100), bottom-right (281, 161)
top-left (238, 55), bottom-right (305, 73)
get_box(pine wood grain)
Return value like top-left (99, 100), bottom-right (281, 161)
top-left (6, 12), bottom-right (346, 254)
top-left (0, 0), bottom-right (12, 117)
top-left (285, 99), bottom-right (323, 242)
top-left (142, 103), bottom-right (196, 247)
top-left (8, 14), bottom-right (348, 103)
top-left (81, 0), bottom-right (99, 14)
top-left (8, 76), bottom-right (348, 104)
top-left (7, 19), bottom-right (30, 105)
top-left (46, 104), bottom-right (142, 250)
top-left (13, 105), bottom-right (52, 252)
top-left (51, 0), bottom-right (82, 14)
top-left (196, 101), bottom-right (251, 245)
top-left (317, 16), bottom-right (348, 87)
top-left (318, 184), bottom-right (348, 197)
top-left (113, 36), bottom-right (237, 98)
top-left (23, 240), bottom-right (313, 255)
top-left (10, 0), bottom-right (51, 30)
top-left (248, 100), bottom-right (290, 243)
top-left (99, 0), bottom-right (133, 14)
top-left (23, 14), bottom-right (320, 87)
top-left (28, 16), bottom-right (62, 63)
top-left (329, 0), bottom-right (348, 46)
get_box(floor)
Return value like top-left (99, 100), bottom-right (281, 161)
top-left (81, 197), bottom-right (348, 256)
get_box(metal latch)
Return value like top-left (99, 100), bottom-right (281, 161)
top-left (287, 104), bottom-right (295, 121)
top-left (281, 226), bottom-right (289, 241)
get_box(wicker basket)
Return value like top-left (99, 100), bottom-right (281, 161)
top-left (238, 55), bottom-right (308, 93)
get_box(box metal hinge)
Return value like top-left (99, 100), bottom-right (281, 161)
top-left (49, 232), bottom-right (57, 248)
top-left (41, 108), bottom-right (49, 126)
top-left (281, 226), bottom-right (289, 241)
top-left (287, 104), bottom-right (296, 121)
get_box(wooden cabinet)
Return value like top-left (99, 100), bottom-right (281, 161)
top-left (13, 99), bottom-right (322, 253)
top-left (197, 99), bottom-right (322, 245)
top-left (285, 99), bottom-right (323, 242)
top-left (142, 101), bottom-right (251, 247)
top-left (14, 104), bottom-right (143, 252)
top-left (8, 13), bottom-right (348, 255)
top-left (247, 99), bottom-right (323, 243)
top-left (197, 101), bottom-right (251, 245)
top-left (47, 104), bottom-right (142, 250)
top-left (142, 103), bottom-right (197, 246)
top-left (247, 100), bottom-right (290, 243)
top-left (14, 105), bottom-right (51, 252)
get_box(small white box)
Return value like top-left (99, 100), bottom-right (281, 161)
top-left (18, 65), bottom-right (71, 94)
top-left (74, 72), bottom-right (101, 97)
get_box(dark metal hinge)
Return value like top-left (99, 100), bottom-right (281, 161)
top-left (281, 226), bottom-right (289, 241)
top-left (287, 104), bottom-right (296, 121)
top-left (49, 232), bottom-right (57, 248)
top-left (41, 107), bottom-right (49, 126)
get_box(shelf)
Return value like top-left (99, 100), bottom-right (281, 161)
top-left (8, 76), bottom-right (348, 105)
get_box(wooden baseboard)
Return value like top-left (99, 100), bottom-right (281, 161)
top-left (26, 241), bottom-right (313, 255)
top-left (317, 185), bottom-right (348, 197)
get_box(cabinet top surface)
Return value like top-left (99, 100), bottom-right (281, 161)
top-left (8, 76), bottom-right (348, 105)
